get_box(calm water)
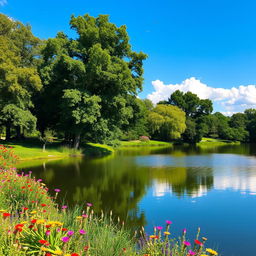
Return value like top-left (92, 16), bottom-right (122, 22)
top-left (18, 144), bottom-right (256, 256)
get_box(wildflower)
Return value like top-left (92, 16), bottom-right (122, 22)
top-left (36, 219), bottom-right (46, 224)
top-left (188, 250), bottom-right (196, 255)
top-left (41, 203), bottom-right (47, 207)
top-left (164, 231), bottom-right (170, 235)
top-left (30, 211), bottom-right (37, 214)
top-left (71, 254), bottom-right (79, 256)
top-left (62, 205), bottom-right (68, 209)
top-left (3, 212), bottom-right (11, 219)
top-left (79, 229), bottom-right (86, 235)
top-left (54, 189), bottom-right (61, 192)
top-left (206, 248), bottom-right (218, 255)
top-left (84, 246), bottom-right (89, 251)
top-left (76, 216), bottom-right (82, 220)
top-left (61, 236), bottom-right (70, 243)
top-left (166, 220), bottom-right (172, 225)
top-left (82, 214), bottom-right (88, 218)
top-left (67, 230), bottom-right (74, 236)
top-left (149, 235), bottom-right (159, 239)
top-left (183, 241), bottom-right (191, 246)
top-left (156, 226), bottom-right (163, 230)
top-left (86, 203), bottom-right (92, 207)
top-left (53, 249), bottom-right (63, 255)
top-left (38, 240), bottom-right (49, 246)
top-left (31, 219), bottom-right (37, 224)
top-left (202, 237), bottom-right (207, 241)
top-left (46, 230), bottom-right (51, 236)
top-left (195, 239), bottom-right (203, 246)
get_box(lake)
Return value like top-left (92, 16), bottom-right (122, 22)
top-left (18, 144), bottom-right (256, 256)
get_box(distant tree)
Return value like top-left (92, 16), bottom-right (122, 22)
top-left (244, 109), bottom-right (256, 142)
top-left (168, 90), bottom-right (213, 118)
top-left (148, 104), bottom-right (186, 141)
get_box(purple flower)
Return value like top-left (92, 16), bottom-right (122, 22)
top-left (188, 250), bottom-right (196, 255)
top-left (62, 205), bottom-right (68, 209)
top-left (166, 220), bottom-right (172, 225)
top-left (37, 179), bottom-right (42, 182)
top-left (183, 228), bottom-right (187, 233)
top-left (183, 241), bottom-right (191, 247)
top-left (79, 229), bottom-right (86, 235)
top-left (61, 236), bottom-right (70, 243)
top-left (46, 230), bottom-right (50, 236)
top-left (67, 230), bottom-right (74, 236)
top-left (156, 226), bottom-right (163, 230)
top-left (87, 203), bottom-right (92, 207)
top-left (54, 189), bottom-right (61, 193)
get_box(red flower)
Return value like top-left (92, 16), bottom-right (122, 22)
top-left (46, 254), bottom-right (52, 256)
top-left (3, 213), bottom-right (11, 219)
top-left (194, 239), bottom-right (203, 246)
top-left (31, 219), bottom-right (37, 224)
top-left (23, 207), bottom-right (28, 211)
top-left (41, 204), bottom-right (47, 207)
top-left (38, 240), bottom-right (49, 246)
top-left (62, 228), bottom-right (68, 231)
top-left (28, 225), bottom-right (34, 229)
top-left (15, 224), bottom-right (24, 230)
top-left (71, 253), bottom-right (80, 256)
top-left (84, 246), bottom-right (89, 251)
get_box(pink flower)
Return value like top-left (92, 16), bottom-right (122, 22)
top-left (61, 236), bottom-right (70, 243)
top-left (82, 214), bottom-right (88, 218)
top-left (86, 203), bottom-right (92, 207)
top-left (62, 205), bottom-right (68, 209)
top-left (188, 250), bottom-right (196, 255)
top-left (54, 189), bottom-right (61, 192)
top-left (67, 230), bottom-right (74, 236)
top-left (79, 229), bottom-right (86, 235)
top-left (46, 230), bottom-right (50, 236)
top-left (183, 241), bottom-right (191, 247)
top-left (166, 220), bottom-right (172, 225)
top-left (156, 226), bottom-right (163, 230)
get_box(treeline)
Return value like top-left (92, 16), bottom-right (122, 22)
top-left (0, 13), bottom-right (256, 147)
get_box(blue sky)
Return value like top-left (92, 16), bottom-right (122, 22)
top-left (1, 0), bottom-right (256, 113)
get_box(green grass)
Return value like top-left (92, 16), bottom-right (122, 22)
top-left (82, 142), bottom-right (115, 156)
top-left (120, 140), bottom-right (172, 147)
top-left (0, 139), bottom-right (83, 160)
top-left (198, 137), bottom-right (241, 147)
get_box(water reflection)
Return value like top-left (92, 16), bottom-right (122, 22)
top-left (17, 144), bottom-right (256, 255)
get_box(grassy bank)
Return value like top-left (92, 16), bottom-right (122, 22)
top-left (120, 140), bottom-right (172, 147)
top-left (197, 137), bottom-right (240, 147)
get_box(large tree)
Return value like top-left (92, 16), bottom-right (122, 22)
top-left (37, 14), bottom-right (147, 147)
top-left (0, 14), bottom-right (41, 139)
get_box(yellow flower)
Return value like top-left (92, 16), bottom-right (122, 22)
top-left (164, 231), bottom-right (170, 235)
top-left (30, 211), bottom-right (37, 214)
top-left (64, 254), bottom-right (71, 256)
top-left (202, 237), bottom-right (207, 241)
top-left (200, 255), bottom-right (208, 256)
top-left (47, 221), bottom-right (63, 227)
top-left (76, 216), bottom-right (82, 220)
top-left (0, 210), bottom-right (6, 213)
top-left (53, 249), bottom-right (63, 255)
top-left (206, 248), bottom-right (218, 255)
top-left (41, 247), bottom-right (49, 252)
top-left (36, 219), bottom-right (46, 224)
top-left (20, 221), bottom-right (28, 224)
top-left (149, 235), bottom-right (158, 239)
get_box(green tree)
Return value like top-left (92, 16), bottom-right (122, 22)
top-left (148, 104), bottom-right (186, 141)
top-left (37, 14), bottom-right (147, 147)
top-left (0, 14), bottom-right (41, 139)
top-left (168, 90), bottom-right (213, 118)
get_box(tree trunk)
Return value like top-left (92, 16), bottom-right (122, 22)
top-left (6, 124), bottom-right (11, 141)
top-left (73, 133), bottom-right (81, 150)
top-left (43, 143), bottom-right (46, 152)
top-left (16, 126), bottom-right (21, 139)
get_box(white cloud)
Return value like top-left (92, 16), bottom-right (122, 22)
top-left (147, 77), bottom-right (256, 113)
top-left (0, 0), bottom-right (7, 6)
